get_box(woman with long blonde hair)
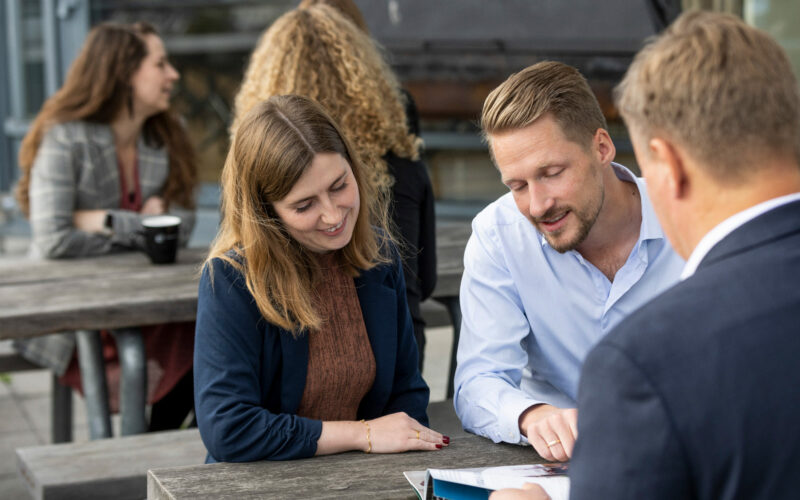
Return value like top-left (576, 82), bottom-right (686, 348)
top-left (232, 3), bottom-right (437, 368)
top-left (14, 21), bottom-right (198, 433)
top-left (194, 95), bottom-right (447, 462)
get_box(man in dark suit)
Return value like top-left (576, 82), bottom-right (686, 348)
top-left (491, 9), bottom-right (800, 500)
top-left (568, 10), bottom-right (800, 500)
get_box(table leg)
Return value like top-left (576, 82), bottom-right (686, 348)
top-left (436, 296), bottom-right (462, 399)
top-left (51, 375), bottom-right (72, 443)
top-left (75, 330), bottom-right (112, 439)
top-left (111, 328), bottom-right (147, 435)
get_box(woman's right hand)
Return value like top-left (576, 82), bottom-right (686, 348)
top-left (141, 196), bottom-right (166, 215)
top-left (365, 412), bottom-right (448, 453)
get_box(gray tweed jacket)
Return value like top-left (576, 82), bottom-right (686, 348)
top-left (15, 121), bottom-right (196, 374)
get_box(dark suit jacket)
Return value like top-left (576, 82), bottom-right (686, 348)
top-left (570, 200), bottom-right (800, 500)
top-left (194, 248), bottom-right (429, 463)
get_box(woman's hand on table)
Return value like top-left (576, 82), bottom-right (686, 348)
top-left (490, 483), bottom-right (550, 500)
top-left (316, 412), bottom-right (449, 456)
top-left (72, 194), bottom-right (165, 235)
top-left (366, 412), bottom-right (449, 453)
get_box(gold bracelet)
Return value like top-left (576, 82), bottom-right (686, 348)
top-left (360, 419), bottom-right (372, 453)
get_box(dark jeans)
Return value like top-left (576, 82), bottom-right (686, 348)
top-left (148, 368), bottom-right (196, 431)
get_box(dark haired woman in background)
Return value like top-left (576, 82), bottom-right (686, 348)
top-left (14, 21), bottom-right (198, 434)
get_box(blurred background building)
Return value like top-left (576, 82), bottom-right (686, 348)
top-left (2, 0), bottom-right (799, 245)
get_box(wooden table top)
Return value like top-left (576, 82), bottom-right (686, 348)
top-left (0, 248), bottom-right (207, 340)
top-left (0, 223), bottom-right (471, 340)
top-left (147, 400), bottom-right (543, 500)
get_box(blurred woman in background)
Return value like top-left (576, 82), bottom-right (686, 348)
top-left (232, 2), bottom-right (437, 370)
top-left (14, 21), bottom-right (198, 433)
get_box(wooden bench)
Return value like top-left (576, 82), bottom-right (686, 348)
top-left (16, 428), bottom-right (206, 500)
top-left (15, 401), bottom-right (465, 500)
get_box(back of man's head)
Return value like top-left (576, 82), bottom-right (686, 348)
top-left (616, 10), bottom-right (800, 183)
top-left (481, 61), bottom-right (607, 151)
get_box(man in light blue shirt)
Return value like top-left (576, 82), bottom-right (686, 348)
top-left (454, 61), bottom-right (684, 462)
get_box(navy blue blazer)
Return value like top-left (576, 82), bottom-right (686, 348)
top-left (194, 249), bottom-right (430, 462)
top-left (571, 200), bottom-right (800, 500)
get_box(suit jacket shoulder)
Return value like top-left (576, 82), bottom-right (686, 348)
top-left (574, 201), bottom-right (800, 500)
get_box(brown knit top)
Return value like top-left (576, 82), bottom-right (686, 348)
top-left (296, 253), bottom-right (376, 421)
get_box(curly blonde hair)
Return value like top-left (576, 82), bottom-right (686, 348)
top-left (231, 4), bottom-right (419, 192)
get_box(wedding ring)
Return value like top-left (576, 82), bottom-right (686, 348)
top-left (416, 430), bottom-right (421, 440)
top-left (546, 439), bottom-right (561, 447)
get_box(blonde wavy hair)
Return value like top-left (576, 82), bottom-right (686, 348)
top-left (208, 95), bottom-right (392, 334)
top-left (231, 4), bottom-right (419, 192)
top-left (297, 0), bottom-right (369, 33)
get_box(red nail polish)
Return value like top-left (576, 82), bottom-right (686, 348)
top-left (436, 444), bottom-right (443, 449)
top-left (442, 436), bottom-right (450, 444)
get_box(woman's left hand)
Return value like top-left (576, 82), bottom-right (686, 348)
top-left (366, 412), bottom-right (448, 453)
top-left (316, 413), bottom-right (449, 456)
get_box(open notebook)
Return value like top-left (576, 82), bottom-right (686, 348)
top-left (404, 463), bottom-right (570, 500)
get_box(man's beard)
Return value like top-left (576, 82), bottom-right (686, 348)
top-left (533, 188), bottom-right (605, 253)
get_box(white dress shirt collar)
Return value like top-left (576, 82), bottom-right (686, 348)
top-left (681, 192), bottom-right (800, 280)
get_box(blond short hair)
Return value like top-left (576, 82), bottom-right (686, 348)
top-left (615, 10), bottom-right (800, 181)
top-left (481, 61), bottom-right (607, 149)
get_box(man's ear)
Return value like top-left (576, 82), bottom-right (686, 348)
top-left (593, 128), bottom-right (616, 165)
top-left (649, 137), bottom-right (689, 200)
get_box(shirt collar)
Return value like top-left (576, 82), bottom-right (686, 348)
top-left (680, 191), bottom-right (800, 280)
top-left (539, 162), bottom-right (666, 248)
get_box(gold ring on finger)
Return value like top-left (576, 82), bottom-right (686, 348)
top-left (546, 439), bottom-right (561, 447)
top-left (416, 430), bottom-right (421, 440)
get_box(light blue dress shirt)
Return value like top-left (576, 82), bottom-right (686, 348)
top-left (453, 164), bottom-right (685, 444)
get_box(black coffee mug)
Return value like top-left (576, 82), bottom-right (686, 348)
top-left (141, 215), bottom-right (181, 264)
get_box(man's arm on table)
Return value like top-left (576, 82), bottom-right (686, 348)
top-left (518, 404), bottom-right (577, 461)
top-left (454, 224), bottom-right (577, 460)
top-left (569, 342), bottom-right (690, 499)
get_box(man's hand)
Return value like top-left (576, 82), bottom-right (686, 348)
top-left (519, 404), bottom-right (577, 461)
top-left (490, 483), bottom-right (550, 500)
